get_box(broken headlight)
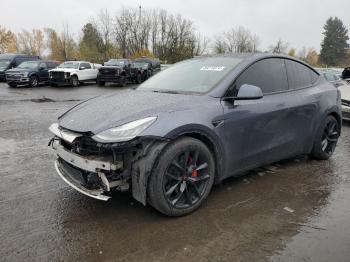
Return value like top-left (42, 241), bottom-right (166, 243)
top-left (92, 117), bottom-right (157, 143)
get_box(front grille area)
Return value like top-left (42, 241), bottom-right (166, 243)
top-left (341, 99), bottom-right (350, 107)
top-left (99, 68), bottom-right (118, 75)
top-left (51, 71), bottom-right (65, 81)
top-left (6, 74), bottom-right (21, 81)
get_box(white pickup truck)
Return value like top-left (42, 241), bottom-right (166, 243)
top-left (49, 61), bottom-right (101, 87)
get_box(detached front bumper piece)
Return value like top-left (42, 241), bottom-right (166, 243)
top-left (55, 159), bottom-right (111, 201)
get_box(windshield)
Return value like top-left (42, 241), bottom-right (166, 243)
top-left (104, 60), bottom-right (125, 66)
top-left (137, 57), bottom-right (242, 94)
top-left (131, 62), bottom-right (149, 69)
top-left (58, 62), bottom-right (79, 69)
top-left (17, 61), bottom-right (40, 69)
top-left (0, 59), bottom-right (11, 70)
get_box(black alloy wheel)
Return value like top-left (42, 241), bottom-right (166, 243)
top-left (148, 137), bottom-right (215, 216)
top-left (321, 118), bottom-right (339, 155)
top-left (310, 115), bottom-right (339, 160)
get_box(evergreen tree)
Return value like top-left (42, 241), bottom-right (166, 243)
top-left (320, 17), bottom-right (349, 66)
top-left (79, 23), bottom-right (104, 63)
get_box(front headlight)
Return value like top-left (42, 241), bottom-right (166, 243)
top-left (21, 72), bottom-right (29, 77)
top-left (92, 117), bottom-right (157, 143)
top-left (65, 72), bottom-right (70, 78)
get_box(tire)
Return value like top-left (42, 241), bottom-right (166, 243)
top-left (148, 137), bottom-right (215, 216)
top-left (97, 79), bottom-right (105, 87)
top-left (8, 83), bottom-right (17, 88)
top-left (135, 73), bottom-right (142, 84)
top-left (29, 75), bottom-right (39, 87)
top-left (309, 115), bottom-right (340, 160)
top-left (70, 75), bottom-right (79, 87)
top-left (120, 76), bottom-right (127, 87)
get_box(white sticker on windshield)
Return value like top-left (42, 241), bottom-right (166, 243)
top-left (200, 66), bottom-right (226, 71)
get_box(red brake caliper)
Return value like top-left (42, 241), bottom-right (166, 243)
top-left (188, 156), bottom-right (198, 177)
top-left (192, 169), bottom-right (198, 177)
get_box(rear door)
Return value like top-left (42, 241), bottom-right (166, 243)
top-left (222, 58), bottom-right (294, 174)
top-left (284, 59), bottom-right (320, 153)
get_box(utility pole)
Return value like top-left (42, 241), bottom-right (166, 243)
top-left (139, 5), bottom-right (141, 22)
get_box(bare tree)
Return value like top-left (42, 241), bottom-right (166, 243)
top-left (269, 38), bottom-right (289, 54)
top-left (93, 9), bottom-right (115, 60)
top-left (213, 26), bottom-right (260, 54)
top-left (17, 29), bottom-right (45, 56)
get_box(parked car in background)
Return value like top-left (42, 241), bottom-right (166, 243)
top-left (5, 60), bottom-right (59, 87)
top-left (134, 57), bottom-right (161, 73)
top-left (0, 53), bottom-right (40, 81)
top-left (317, 68), bottom-right (346, 88)
top-left (342, 67), bottom-right (350, 84)
top-left (129, 61), bottom-right (153, 83)
top-left (49, 53), bottom-right (342, 216)
top-left (338, 84), bottom-right (350, 121)
top-left (49, 61), bottom-right (101, 87)
top-left (97, 59), bottom-right (132, 87)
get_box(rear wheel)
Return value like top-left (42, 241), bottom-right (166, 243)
top-left (70, 75), bottom-right (79, 87)
top-left (148, 137), bottom-right (215, 216)
top-left (310, 115), bottom-right (340, 160)
top-left (29, 75), bottom-right (39, 87)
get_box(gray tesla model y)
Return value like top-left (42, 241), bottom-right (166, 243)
top-left (49, 53), bottom-right (342, 216)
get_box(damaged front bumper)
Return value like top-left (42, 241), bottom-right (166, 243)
top-left (49, 123), bottom-right (168, 204)
top-left (54, 159), bottom-right (111, 201)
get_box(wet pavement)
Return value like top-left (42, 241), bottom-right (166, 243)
top-left (0, 82), bottom-right (349, 262)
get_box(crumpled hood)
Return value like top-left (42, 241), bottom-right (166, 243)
top-left (49, 68), bottom-right (78, 73)
top-left (59, 89), bottom-right (203, 133)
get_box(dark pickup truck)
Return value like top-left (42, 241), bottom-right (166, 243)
top-left (0, 54), bottom-right (40, 81)
top-left (97, 59), bottom-right (132, 86)
top-left (129, 61), bottom-right (154, 83)
top-left (6, 60), bottom-right (59, 87)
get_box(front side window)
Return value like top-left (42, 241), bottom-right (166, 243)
top-left (138, 57), bottom-right (243, 94)
top-left (39, 63), bottom-right (48, 70)
top-left (233, 58), bottom-right (289, 95)
top-left (285, 59), bottom-right (319, 89)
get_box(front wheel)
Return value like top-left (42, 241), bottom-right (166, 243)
top-left (70, 75), bottom-right (79, 87)
top-left (97, 79), bottom-right (105, 86)
top-left (310, 115), bottom-right (340, 160)
top-left (29, 75), bottom-right (39, 87)
top-left (148, 137), bottom-right (215, 216)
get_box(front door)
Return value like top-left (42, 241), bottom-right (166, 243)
top-left (222, 58), bottom-right (294, 175)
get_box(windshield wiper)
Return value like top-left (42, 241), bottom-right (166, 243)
top-left (152, 90), bottom-right (180, 94)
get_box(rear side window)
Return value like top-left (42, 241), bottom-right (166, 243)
top-left (285, 60), bottom-right (319, 89)
top-left (235, 58), bottom-right (289, 94)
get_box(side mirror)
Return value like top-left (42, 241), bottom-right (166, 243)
top-left (223, 84), bottom-right (263, 102)
top-left (39, 67), bottom-right (45, 71)
top-left (79, 66), bottom-right (85, 70)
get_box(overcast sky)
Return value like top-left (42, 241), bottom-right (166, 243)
top-left (1, 0), bottom-right (350, 52)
